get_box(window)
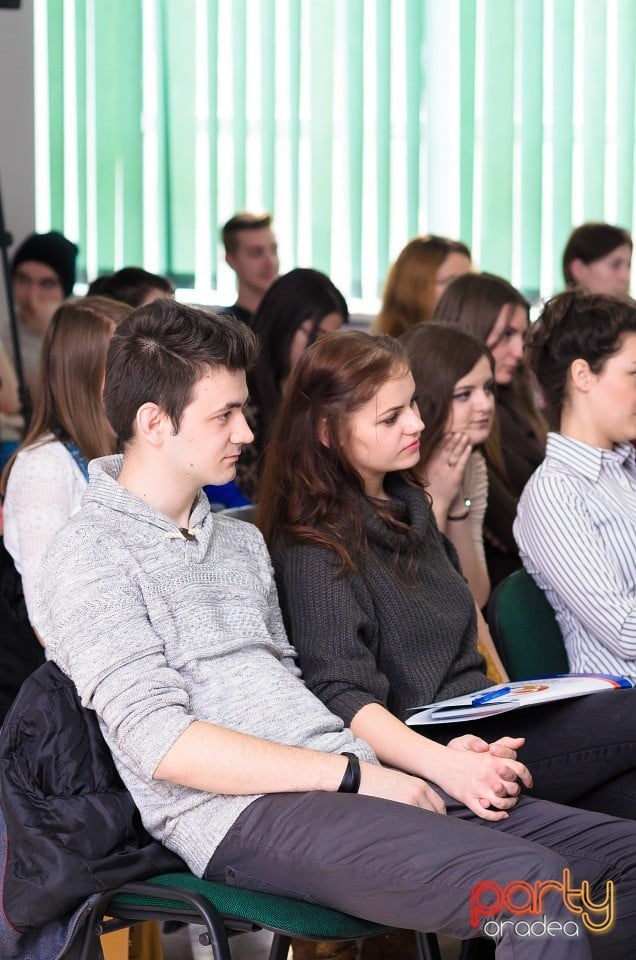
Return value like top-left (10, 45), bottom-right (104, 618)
top-left (36, 0), bottom-right (636, 307)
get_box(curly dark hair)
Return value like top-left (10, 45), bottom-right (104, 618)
top-left (527, 290), bottom-right (636, 429)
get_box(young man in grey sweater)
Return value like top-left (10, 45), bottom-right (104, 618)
top-left (32, 300), bottom-right (636, 957)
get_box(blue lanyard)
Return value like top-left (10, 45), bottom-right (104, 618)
top-left (61, 438), bottom-right (89, 481)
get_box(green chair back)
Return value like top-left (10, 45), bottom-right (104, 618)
top-left (487, 569), bottom-right (569, 680)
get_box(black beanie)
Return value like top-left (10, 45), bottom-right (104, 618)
top-left (11, 231), bottom-right (79, 297)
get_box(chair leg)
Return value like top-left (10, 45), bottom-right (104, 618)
top-left (459, 938), bottom-right (495, 960)
top-left (78, 894), bottom-right (113, 960)
top-left (415, 932), bottom-right (442, 960)
top-left (81, 882), bottom-right (234, 960)
top-left (269, 933), bottom-right (292, 960)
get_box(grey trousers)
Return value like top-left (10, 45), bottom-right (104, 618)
top-left (205, 790), bottom-right (636, 960)
top-left (424, 689), bottom-right (636, 819)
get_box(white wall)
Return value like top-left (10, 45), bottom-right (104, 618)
top-left (0, 0), bottom-right (35, 333)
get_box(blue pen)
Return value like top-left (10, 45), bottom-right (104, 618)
top-left (471, 686), bottom-right (512, 707)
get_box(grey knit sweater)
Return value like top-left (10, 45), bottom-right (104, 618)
top-left (32, 456), bottom-right (376, 877)
top-left (272, 476), bottom-right (491, 724)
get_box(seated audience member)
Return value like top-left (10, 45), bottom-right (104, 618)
top-left (236, 268), bottom-right (348, 500)
top-left (0, 341), bottom-right (19, 418)
top-left (88, 266), bottom-right (174, 307)
top-left (260, 329), bottom-right (636, 826)
top-left (374, 235), bottom-right (472, 338)
top-left (30, 301), bottom-right (636, 957)
top-left (434, 273), bottom-right (546, 589)
top-left (2, 296), bottom-right (130, 624)
top-left (217, 211), bottom-right (279, 324)
top-left (0, 341), bottom-right (22, 470)
top-left (4, 231), bottom-right (78, 392)
top-left (515, 291), bottom-right (636, 679)
top-left (562, 222), bottom-right (632, 296)
top-left (402, 323), bottom-right (495, 611)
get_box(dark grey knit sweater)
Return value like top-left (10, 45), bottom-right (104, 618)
top-left (272, 476), bottom-right (491, 724)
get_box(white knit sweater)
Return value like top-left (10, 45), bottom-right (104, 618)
top-left (3, 436), bottom-right (87, 619)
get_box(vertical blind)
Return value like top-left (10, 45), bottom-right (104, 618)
top-left (36, 0), bottom-right (636, 306)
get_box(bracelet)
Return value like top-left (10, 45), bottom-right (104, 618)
top-left (337, 752), bottom-right (361, 793)
top-left (448, 497), bottom-right (471, 522)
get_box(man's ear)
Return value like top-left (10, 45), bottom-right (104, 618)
top-left (135, 402), bottom-right (169, 446)
top-left (569, 358), bottom-right (592, 394)
top-left (225, 250), bottom-right (237, 272)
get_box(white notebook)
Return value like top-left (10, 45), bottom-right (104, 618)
top-left (406, 674), bottom-right (633, 725)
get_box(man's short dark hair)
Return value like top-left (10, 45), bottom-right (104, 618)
top-left (222, 212), bottom-right (273, 255)
top-left (104, 299), bottom-right (258, 447)
top-left (87, 267), bottom-right (174, 307)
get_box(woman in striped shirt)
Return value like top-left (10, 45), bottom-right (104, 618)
top-left (515, 290), bottom-right (636, 679)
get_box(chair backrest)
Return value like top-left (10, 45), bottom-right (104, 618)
top-left (486, 568), bottom-right (569, 680)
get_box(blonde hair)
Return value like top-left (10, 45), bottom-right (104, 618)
top-left (375, 236), bottom-right (471, 338)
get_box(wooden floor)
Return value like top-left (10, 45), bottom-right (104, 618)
top-left (162, 927), bottom-right (462, 960)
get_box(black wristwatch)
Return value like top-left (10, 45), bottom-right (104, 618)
top-left (338, 752), bottom-right (361, 793)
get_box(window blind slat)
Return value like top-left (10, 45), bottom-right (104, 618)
top-left (47, 1), bottom-right (65, 234)
top-left (405, 0), bottom-right (423, 240)
top-left (459, 0), bottom-right (477, 252)
top-left (93, 0), bottom-right (123, 273)
top-left (74, 0), bottom-right (87, 274)
top-left (614, 0), bottom-right (636, 228)
top-left (376, 0), bottom-right (391, 294)
top-left (261, 0), bottom-right (276, 213)
top-left (161, 1), bottom-right (197, 280)
top-left (207, 0), bottom-right (220, 287)
top-left (479, 0), bottom-right (515, 277)
top-left (346, 0), bottom-right (364, 298)
top-left (551, 0), bottom-right (575, 289)
top-left (518, 0), bottom-right (544, 294)
top-left (118, 1), bottom-right (144, 267)
top-left (309, 0), bottom-right (334, 273)
top-left (231, 0), bottom-right (248, 209)
top-left (288, 0), bottom-right (301, 265)
top-left (581, 0), bottom-right (607, 221)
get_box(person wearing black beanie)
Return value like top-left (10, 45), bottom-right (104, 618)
top-left (12, 231), bottom-right (78, 299)
top-left (3, 231), bottom-right (78, 392)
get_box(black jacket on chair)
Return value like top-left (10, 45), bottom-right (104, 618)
top-left (0, 537), bottom-right (45, 724)
top-left (0, 659), bottom-right (185, 932)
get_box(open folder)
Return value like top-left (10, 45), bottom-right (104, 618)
top-left (406, 674), bottom-right (633, 725)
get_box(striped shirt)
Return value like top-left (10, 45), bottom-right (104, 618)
top-left (514, 432), bottom-right (636, 679)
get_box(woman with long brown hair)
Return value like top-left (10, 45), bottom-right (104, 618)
top-left (375, 235), bottom-right (471, 338)
top-left (402, 323), bottom-right (497, 610)
top-left (2, 296), bottom-right (130, 622)
top-left (434, 272), bottom-right (547, 588)
top-left (257, 330), bottom-right (636, 843)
